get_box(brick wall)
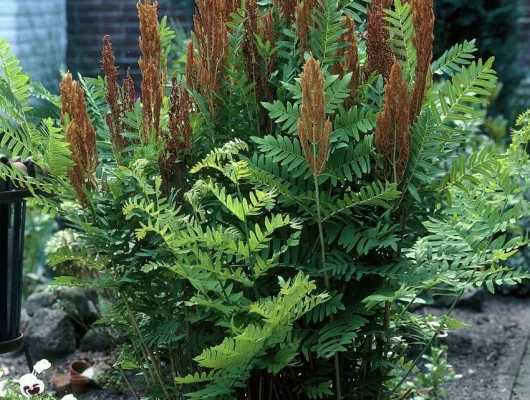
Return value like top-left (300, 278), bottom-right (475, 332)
top-left (66, 0), bottom-right (194, 87)
top-left (0, 0), bottom-right (67, 90)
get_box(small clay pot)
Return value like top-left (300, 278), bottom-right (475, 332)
top-left (69, 360), bottom-right (91, 376)
top-left (70, 374), bottom-right (89, 394)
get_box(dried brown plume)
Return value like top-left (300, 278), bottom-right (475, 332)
top-left (101, 36), bottom-right (128, 151)
top-left (366, 0), bottom-right (393, 80)
top-left (374, 60), bottom-right (412, 183)
top-left (296, 2), bottom-right (310, 56)
top-left (186, 0), bottom-right (238, 109)
top-left (60, 73), bottom-right (98, 206)
top-left (296, 0), bottom-right (319, 57)
top-left (274, 0), bottom-right (297, 24)
top-left (409, 0), bottom-right (434, 124)
top-left (298, 57), bottom-right (332, 174)
top-left (138, 0), bottom-right (163, 141)
top-left (122, 69), bottom-right (136, 118)
top-left (161, 78), bottom-right (193, 194)
top-left (332, 15), bottom-right (361, 105)
top-left (243, 0), bottom-right (261, 86)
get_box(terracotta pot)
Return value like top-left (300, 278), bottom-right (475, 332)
top-left (69, 360), bottom-right (90, 376)
top-left (70, 374), bottom-right (89, 394)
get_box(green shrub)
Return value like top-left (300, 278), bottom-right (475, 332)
top-left (1, 1), bottom-right (529, 399)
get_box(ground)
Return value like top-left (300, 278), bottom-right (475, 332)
top-left (427, 296), bottom-right (530, 400)
top-left (2, 295), bottom-right (530, 399)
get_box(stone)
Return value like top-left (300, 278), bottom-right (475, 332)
top-left (87, 300), bottom-right (100, 322)
top-left (51, 373), bottom-right (71, 397)
top-left (25, 291), bottom-right (54, 316)
top-left (25, 308), bottom-right (76, 361)
top-left (20, 308), bottom-right (30, 333)
top-left (80, 328), bottom-right (117, 352)
top-left (458, 287), bottom-right (486, 312)
top-left (54, 287), bottom-right (91, 323)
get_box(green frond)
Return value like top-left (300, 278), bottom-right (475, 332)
top-left (0, 38), bottom-right (31, 112)
top-left (324, 135), bottom-right (374, 186)
top-left (310, 0), bottom-right (348, 65)
top-left (431, 39), bottom-right (477, 76)
top-left (321, 182), bottom-right (401, 221)
top-left (332, 106), bottom-right (377, 142)
top-left (252, 135), bottom-right (311, 179)
top-left (437, 57), bottom-right (497, 126)
top-left (324, 73), bottom-right (353, 113)
top-left (384, 0), bottom-right (416, 81)
top-left (312, 314), bottom-right (368, 358)
top-left (262, 100), bottom-right (300, 135)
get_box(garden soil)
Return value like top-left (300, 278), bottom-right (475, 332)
top-left (426, 296), bottom-right (530, 400)
top-left (2, 296), bottom-right (530, 399)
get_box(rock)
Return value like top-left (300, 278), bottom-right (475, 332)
top-left (20, 308), bottom-right (30, 333)
top-left (54, 287), bottom-right (91, 323)
top-left (25, 292), bottom-right (54, 317)
top-left (25, 309), bottom-right (76, 360)
top-left (458, 287), bottom-right (485, 312)
top-left (51, 373), bottom-right (71, 397)
top-left (80, 328), bottom-right (117, 352)
top-left (87, 300), bottom-right (100, 322)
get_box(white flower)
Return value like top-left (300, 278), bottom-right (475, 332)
top-left (33, 359), bottom-right (51, 374)
top-left (19, 373), bottom-right (45, 397)
top-left (61, 395), bottom-right (77, 400)
top-left (426, 321), bottom-right (440, 330)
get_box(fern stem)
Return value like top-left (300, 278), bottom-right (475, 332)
top-left (123, 295), bottom-right (175, 400)
top-left (118, 365), bottom-right (141, 400)
top-left (312, 149), bottom-right (342, 400)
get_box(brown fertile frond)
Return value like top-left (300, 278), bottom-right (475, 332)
top-left (101, 35), bottom-right (127, 151)
top-left (122, 69), bottom-right (136, 117)
top-left (185, 40), bottom-right (198, 91)
top-left (243, 0), bottom-right (260, 85)
top-left (60, 73), bottom-right (99, 207)
top-left (409, 0), bottom-right (434, 125)
top-left (296, 0), bottom-right (320, 57)
top-left (374, 60), bottom-right (412, 183)
top-left (366, 0), bottom-right (393, 80)
top-left (161, 78), bottom-right (193, 195)
top-left (274, 0), bottom-right (297, 24)
top-left (191, 0), bottom-right (233, 109)
top-left (332, 15), bottom-right (361, 106)
top-left (298, 57), bottom-right (332, 174)
top-left (138, 0), bottom-right (163, 141)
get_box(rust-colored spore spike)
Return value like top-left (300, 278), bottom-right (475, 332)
top-left (375, 60), bottom-right (412, 183)
top-left (298, 57), bottom-right (332, 174)
top-left (101, 36), bottom-right (127, 151)
top-left (161, 78), bottom-right (193, 195)
top-left (122, 69), bottom-right (136, 117)
top-left (138, 0), bottom-right (163, 141)
top-left (366, 0), bottom-right (393, 81)
top-left (243, 0), bottom-right (260, 85)
top-left (409, 0), bottom-right (434, 124)
top-left (274, 0), bottom-right (297, 24)
top-left (60, 73), bottom-right (99, 207)
top-left (188, 0), bottom-right (234, 109)
top-left (332, 16), bottom-right (361, 106)
top-left (296, 3), bottom-right (309, 57)
top-left (296, 0), bottom-right (320, 58)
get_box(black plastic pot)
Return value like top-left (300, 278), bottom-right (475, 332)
top-left (0, 158), bottom-right (33, 354)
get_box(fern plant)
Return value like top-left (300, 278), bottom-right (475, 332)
top-left (1, 0), bottom-right (529, 399)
